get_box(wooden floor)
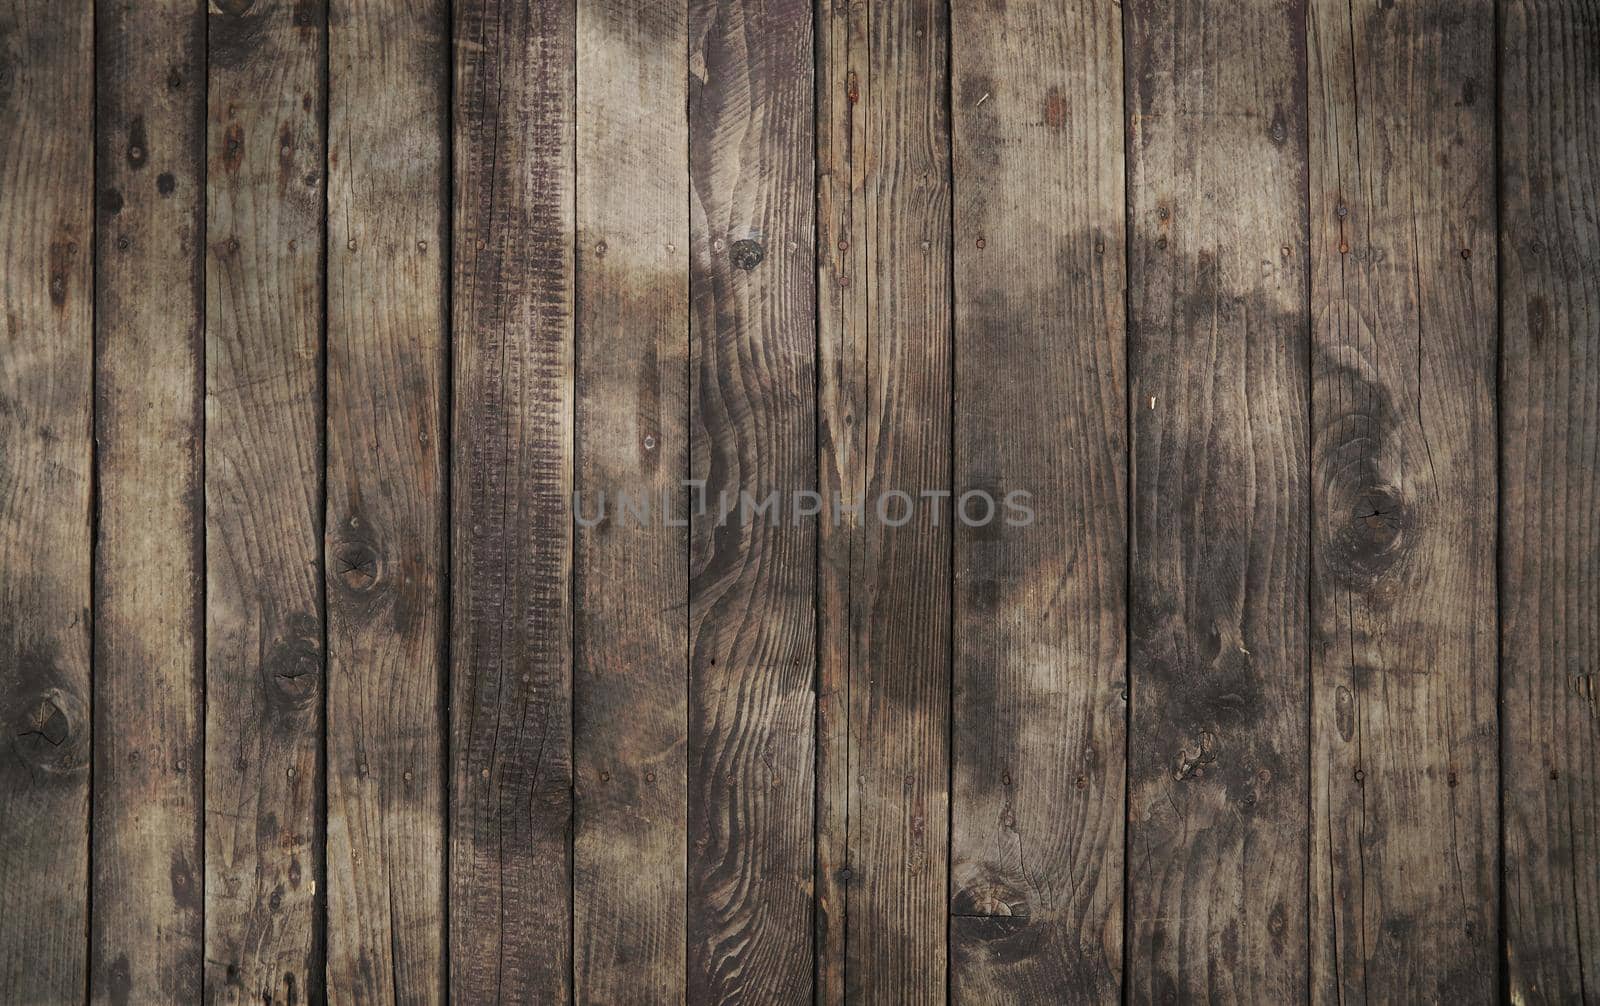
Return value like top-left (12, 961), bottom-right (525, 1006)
top-left (1, 0), bottom-right (1597, 1002)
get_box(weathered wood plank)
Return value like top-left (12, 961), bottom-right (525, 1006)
top-left (686, 0), bottom-right (817, 999)
top-left (450, 0), bottom-right (576, 999)
top-left (0, 3), bottom-right (93, 1000)
top-left (204, 2), bottom-right (327, 1001)
top-left (947, 0), bottom-right (1127, 999)
top-left (573, 1), bottom-right (689, 1001)
top-left (816, 0), bottom-right (952, 1000)
top-left (1306, 0), bottom-right (1499, 999)
top-left (1501, 1), bottom-right (1600, 999)
top-left (325, 0), bottom-right (449, 1000)
top-left (91, 1), bottom-right (206, 1001)
top-left (1125, 0), bottom-right (1311, 998)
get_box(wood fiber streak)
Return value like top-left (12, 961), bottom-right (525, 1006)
top-left (0, 3), bottom-right (93, 1001)
top-left (1501, 1), bottom-right (1600, 1000)
top-left (573, 0), bottom-right (690, 1001)
top-left (1125, 0), bottom-right (1311, 999)
top-left (204, 2), bottom-right (327, 1001)
top-left (450, 0), bottom-right (576, 1000)
top-left (1307, 0), bottom-right (1499, 1000)
top-left (948, 1), bottom-right (1128, 1001)
top-left (817, 0), bottom-right (952, 1001)
top-left (325, 0), bottom-right (448, 1001)
top-left (687, 0), bottom-right (817, 999)
top-left (91, 1), bottom-right (206, 1002)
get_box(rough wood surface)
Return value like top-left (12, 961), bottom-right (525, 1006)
top-left (325, 0), bottom-right (449, 1001)
top-left (1501, 1), bottom-right (1600, 1000)
top-left (686, 0), bottom-right (817, 999)
top-left (947, 1), bottom-right (1128, 1000)
top-left (573, 1), bottom-right (689, 1001)
top-left (816, 0), bottom-right (952, 1000)
top-left (450, 0), bottom-right (576, 1000)
top-left (1307, 0), bottom-right (1500, 1000)
top-left (1125, 0), bottom-right (1311, 999)
top-left (0, 3), bottom-right (93, 1001)
top-left (91, 1), bottom-right (206, 1002)
top-left (204, 2), bottom-right (327, 1001)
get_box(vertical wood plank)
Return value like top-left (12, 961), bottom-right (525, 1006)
top-left (816, 0), bottom-right (952, 1000)
top-left (1306, 0), bottom-right (1499, 999)
top-left (573, 1), bottom-right (689, 1001)
top-left (0, 2), bottom-right (93, 1000)
top-left (1125, 0), bottom-right (1311, 999)
top-left (325, 0), bottom-right (448, 1000)
top-left (91, 1), bottom-right (206, 1001)
top-left (813, 2), bottom-right (866, 999)
top-left (1502, 1), bottom-right (1600, 999)
top-left (205, 1), bottom-right (327, 1001)
top-left (947, 0), bottom-right (1128, 999)
top-left (686, 0), bottom-right (817, 999)
top-left (450, 0), bottom-right (576, 999)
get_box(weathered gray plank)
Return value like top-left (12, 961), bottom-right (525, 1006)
top-left (1307, 0), bottom-right (1499, 999)
top-left (1501, 1), bottom-right (1600, 1000)
top-left (686, 0), bottom-right (817, 998)
top-left (816, 0), bottom-right (953, 999)
top-left (91, 1), bottom-right (206, 1001)
top-left (325, 0), bottom-right (449, 1000)
top-left (1125, 0), bottom-right (1311, 998)
top-left (204, 2), bottom-right (327, 1001)
top-left (0, 3), bottom-right (93, 1000)
top-left (573, 0), bottom-right (690, 1001)
top-left (948, 0), bottom-right (1128, 999)
top-left (450, 0), bottom-right (576, 999)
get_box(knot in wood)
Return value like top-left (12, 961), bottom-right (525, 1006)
top-left (730, 238), bottom-right (764, 271)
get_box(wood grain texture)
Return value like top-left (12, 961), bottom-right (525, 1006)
top-left (1307, 0), bottom-right (1499, 1000)
top-left (686, 0), bottom-right (817, 999)
top-left (948, 1), bottom-right (1128, 1000)
top-left (0, 3), bottom-right (93, 1001)
top-left (1501, 1), bottom-right (1600, 1000)
top-left (816, 0), bottom-right (952, 1000)
top-left (204, 2), bottom-right (327, 1002)
top-left (91, 1), bottom-right (206, 1002)
top-left (325, 0), bottom-right (448, 1001)
top-left (1125, 0), bottom-right (1311, 999)
top-left (450, 0), bottom-right (575, 1000)
top-left (573, 1), bottom-right (689, 1001)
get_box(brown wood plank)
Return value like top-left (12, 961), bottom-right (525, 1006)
top-left (0, 3), bottom-right (93, 1000)
top-left (1305, 0), bottom-right (1499, 999)
top-left (91, 1), bottom-right (206, 1001)
top-left (572, 1), bottom-right (690, 1001)
top-left (1502, 1), bottom-right (1600, 999)
top-left (450, 0), bottom-right (576, 999)
top-left (686, 0), bottom-right (817, 998)
top-left (816, 0), bottom-right (953, 1000)
top-left (947, 0), bottom-right (1127, 999)
top-left (324, 0), bottom-right (449, 1000)
top-left (204, 2), bottom-right (327, 1001)
top-left (1124, 0), bottom-right (1311, 998)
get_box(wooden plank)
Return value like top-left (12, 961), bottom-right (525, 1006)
top-left (947, 0), bottom-right (1127, 999)
top-left (0, 3), bottom-right (93, 1000)
top-left (815, 0), bottom-right (952, 999)
top-left (1305, 0), bottom-right (1499, 999)
top-left (324, 0), bottom-right (448, 1000)
top-left (1501, 1), bottom-right (1600, 999)
top-left (572, 1), bottom-right (690, 1002)
top-left (91, 1), bottom-right (206, 1001)
top-left (450, 0), bottom-right (576, 999)
top-left (204, 2), bottom-right (326, 1001)
top-left (1124, 0), bottom-right (1311, 998)
top-left (686, 0), bottom-right (816, 998)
